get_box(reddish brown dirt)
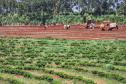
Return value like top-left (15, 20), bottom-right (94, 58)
top-left (0, 25), bottom-right (126, 40)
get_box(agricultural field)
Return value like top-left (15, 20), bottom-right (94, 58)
top-left (0, 36), bottom-right (126, 84)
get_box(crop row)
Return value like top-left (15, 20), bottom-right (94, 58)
top-left (57, 65), bottom-right (88, 72)
top-left (91, 70), bottom-right (126, 83)
top-left (0, 76), bottom-right (24, 84)
top-left (78, 62), bottom-right (126, 71)
top-left (15, 66), bottom-right (95, 84)
top-left (1, 57), bottom-right (126, 72)
top-left (1, 68), bottom-right (53, 82)
top-left (2, 64), bottom-right (126, 83)
top-left (97, 60), bottom-right (126, 66)
top-left (57, 64), bottom-right (126, 83)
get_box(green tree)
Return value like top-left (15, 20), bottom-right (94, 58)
top-left (114, 0), bottom-right (119, 15)
top-left (122, 0), bottom-right (126, 16)
top-left (102, 1), bottom-right (109, 15)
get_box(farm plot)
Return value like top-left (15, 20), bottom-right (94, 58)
top-left (0, 36), bottom-right (126, 84)
top-left (0, 25), bottom-right (126, 40)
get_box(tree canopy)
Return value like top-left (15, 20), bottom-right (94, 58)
top-left (0, 0), bottom-right (125, 15)
top-left (0, 0), bottom-right (126, 26)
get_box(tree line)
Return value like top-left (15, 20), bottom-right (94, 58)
top-left (0, 0), bottom-right (126, 26)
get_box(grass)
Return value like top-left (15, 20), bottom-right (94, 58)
top-left (0, 36), bottom-right (126, 84)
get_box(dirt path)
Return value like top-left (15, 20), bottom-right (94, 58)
top-left (0, 25), bottom-right (126, 40)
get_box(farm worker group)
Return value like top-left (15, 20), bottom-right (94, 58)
top-left (97, 23), bottom-right (104, 30)
top-left (44, 24), bottom-right (70, 30)
top-left (97, 23), bottom-right (119, 30)
top-left (64, 24), bottom-right (70, 30)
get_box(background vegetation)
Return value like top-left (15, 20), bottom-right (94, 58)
top-left (0, 0), bottom-right (126, 25)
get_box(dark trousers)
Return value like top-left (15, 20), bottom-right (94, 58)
top-left (116, 25), bottom-right (119, 29)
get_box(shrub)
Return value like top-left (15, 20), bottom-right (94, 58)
top-left (55, 61), bottom-right (61, 65)
top-left (35, 75), bottom-right (53, 82)
top-left (37, 40), bottom-right (48, 45)
top-left (114, 61), bottom-right (126, 66)
top-left (45, 37), bottom-right (55, 40)
top-left (52, 41), bottom-right (60, 45)
top-left (123, 79), bottom-right (126, 83)
top-left (98, 72), bottom-right (106, 77)
top-left (59, 65), bottom-right (72, 69)
top-left (24, 60), bottom-right (33, 63)
top-left (69, 62), bottom-right (76, 66)
top-left (74, 67), bottom-right (88, 72)
top-left (24, 66), bottom-right (39, 70)
top-left (23, 72), bottom-right (33, 78)
top-left (83, 79), bottom-right (96, 84)
top-left (6, 78), bottom-right (24, 84)
top-left (35, 61), bottom-right (47, 67)
top-left (16, 66), bottom-right (24, 70)
top-left (71, 42), bottom-right (80, 46)
top-left (0, 59), bottom-right (5, 62)
top-left (91, 70), bottom-right (98, 74)
top-left (112, 74), bottom-right (125, 81)
top-left (43, 75), bottom-right (53, 82)
top-left (0, 76), bottom-right (4, 80)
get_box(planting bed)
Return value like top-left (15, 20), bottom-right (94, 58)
top-left (0, 36), bottom-right (126, 84)
top-left (0, 25), bottom-right (126, 40)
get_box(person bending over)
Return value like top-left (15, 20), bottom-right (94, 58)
top-left (67, 25), bottom-right (70, 30)
top-left (45, 25), bottom-right (48, 30)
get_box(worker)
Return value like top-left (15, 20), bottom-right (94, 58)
top-left (64, 24), bottom-right (66, 29)
top-left (67, 25), bottom-right (70, 29)
top-left (116, 23), bottom-right (119, 30)
top-left (91, 23), bottom-right (93, 28)
top-left (66, 25), bottom-right (68, 30)
top-left (93, 23), bottom-right (95, 29)
top-left (97, 26), bottom-right (100, 30)
top-left (45, 25), bottom-right (48, 30)
top-left (66, 25), bottom-right (70, 30)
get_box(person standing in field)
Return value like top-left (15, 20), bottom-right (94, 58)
top-left (116, 23), bottom-right (119, 30)
top-left (45, 25), bottom-right (48, 30)
top-left (97, 26), bottom-right (100, 30)
top-left (93, 23), bottom-right (95, 29)
top-left (64, 24), bottom-right (66, 29)
top-left (90, 23), bottom-right (93, 29)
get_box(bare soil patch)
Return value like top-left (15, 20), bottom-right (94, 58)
top-left (0, 25), bottom-right (126, 40)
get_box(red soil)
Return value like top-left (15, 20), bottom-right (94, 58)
top-left (0, 25), bottom-right (126, 40)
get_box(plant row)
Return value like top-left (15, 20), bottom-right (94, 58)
top-left (16, 65), bottom-right (126, 83)
top-left (78, 62), bottom-right (126, 71)
top-left (57, 64), bottom-right (126, 83)
top-left (15, 66), bottom-right (95, 84)
top-left (57, 65), bottom-right (88, 72)
top-left (91, 70), bottom-right (126, 83)
top-left (42, 69), bottom-right (95, 84)
top-left (0, 76), bottom-right (25, 84)
top-left (1, 68), bottom-right (53, 82)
